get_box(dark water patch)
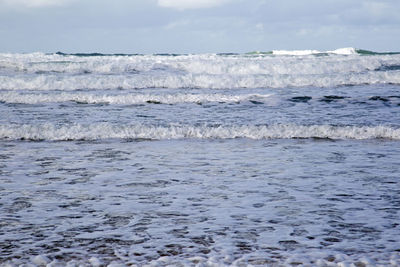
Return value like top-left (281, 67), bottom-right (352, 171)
top-left (153, 53), bottom-right (186, 57)
top-left (217, 53), bottom-right (240, 56)
top-left (310, 137), bottom-right (335, 142)
top-left (323, 237), bottom-right (342, 243)
top-left (290, 229), bottom-right (309, 237)
top-left (103, 215), bottom-right (131, 227)
top-left (369, 96), bottom-right (389, 102)
top-left (125, 68), bottom-right (140, 74)
top-left (35, 161), bottom-right (56, 168)
top-left (356, 49), bottom-right (400, 55)
top-left (66, 177), bottom-right (92, 184)
top-left (320, 95), bottom-right (349, 103)
top-left (87, 149), bottom-right (130, 161)
top-left (136, 114), bottom-right (156, 118)
top-left (268, 219), bottom-right (284, 224)
top-left (168, 227), bottom-right (189, 238)
top-left (158, 244), bottom-right (183, 256)
top-left (375, 64), bottom-right (400, 71)
top-left (57, 167), bottom-right (91, 177)
top-left (7, 198), bottom-right (32, 213)
top-left (236, 241), bottom-right (253, 252)
top-left (34, 70), bottom-right (64, 75)
top-left (191, 235), bottom-right (214, 247)
top-left (366, 152), bottom-right (386, 159)
top-left (156, 212), bottom-right (189, 218)
top-left (17, 137), bottom-right (45, 142)
top-left (326, 197), bottom-right (347, 202)
top-left (72, 100), bottom-right (89, 104)
top-left (327, 152), bottom-right (346, 163)
top-left (117, 180), bottom-right (170, 188)
top-left (123, 137), bottom-right (154, 142)
top-left (0, 154), bottom-right (11, 160)
top-left (55, 52), bottom-right (144, 57)
top-left (0, 241), bottom-right (20, 257)
top-left (278, 240), bottom-right (300, 250)
top-left (146, 100), bottom-right (162, 104)
top-left (289, 96), bottom-right (312, 103)
top-left (58, 201), bottom-right (82, 209)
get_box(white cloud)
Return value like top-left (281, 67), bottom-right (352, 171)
top-left (0, 0), bottom-right (73, 8)
top-left (158, 0), bottom-right (230, 10)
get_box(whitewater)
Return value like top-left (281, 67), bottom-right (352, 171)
top-left (1, 48), bottom-right (400, 266)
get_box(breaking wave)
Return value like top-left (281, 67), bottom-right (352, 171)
top-left (1, 72), bottom-right (399, 90)
top-left (1, 48), bottom-right (400, 90)
top-left (0, 91), bottom-right (271, 104)
top-left (1, 124), bottom-right (399, 141)
top-left (39, 48), bottom-right (400, 57)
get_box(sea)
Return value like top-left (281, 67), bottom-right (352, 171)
top-left (0, 47), bottom-right (399, 266)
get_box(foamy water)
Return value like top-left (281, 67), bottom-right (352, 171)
top-left (1, 49), bottom-right (400, 266)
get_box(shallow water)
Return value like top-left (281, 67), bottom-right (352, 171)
top-left (0, 51), bottom-right (400, 266)
top-left (1, 139), bottom-right (400, 266)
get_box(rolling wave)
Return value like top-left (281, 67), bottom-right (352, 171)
top-left (0, 92), bottom-right (271, 104)
top-left (1, 48), bottom-right (399, 90)
top-left (0, 71), bottom-right (399, 90)
top-left (1, 124), bottom-right (398, 141)
top-left (1, 48), bottom-right (400, 75)
top-left (50, 48), bottom-right (400, 57)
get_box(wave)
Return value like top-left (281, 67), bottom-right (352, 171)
top-left (51, 48), bottom-right (400, 57)
top-left (1, 49), bottom-right (399, 89)
top-left (0, 49), bottom-right (398, 67)
top-left (272, 48), bottom-right (400, 56)
top-left (1, 71), bottom-right (399, 90)
top-left (272, 47), bottom-right (357, 56)
top-left (0, 124), bottom-right (398, 141)
top-left (55, 52), bottom-right (144, 57)
top-left (355, 49), bottom-right (400, 56)
top-left (2, 51), bottom-right (399, 76)
top-left (2, 92), bottom-right (399, 105)
top-left (0, 92), bottom-right (271, 104)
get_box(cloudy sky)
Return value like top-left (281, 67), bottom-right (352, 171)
top-left (0, 0), bottom-right (399, 53)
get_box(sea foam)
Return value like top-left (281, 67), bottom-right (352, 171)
top-left (1, 50), bottom-right (400, 90)
top-left (0, 124), bottom-right (398, 141)
top-left (0, 91), bottom-right (271, 104)
top-left (272, 47), bottom-right (357, 56)
top-left (1, 71), bottom-right (399, 90)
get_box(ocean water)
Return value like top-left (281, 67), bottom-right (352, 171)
top-left (0, 48), bottom-right (400, 266)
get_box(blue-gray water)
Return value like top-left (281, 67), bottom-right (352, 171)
top-left (0, 49), bottom-right (399, 266)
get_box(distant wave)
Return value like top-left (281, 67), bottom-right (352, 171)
top-left (1, 49), bottom-right (399, 90)
top-left (270, 48), bottom-right (400, 56)
top-left (52, 48), bottom-right (400, 57)
top-left (0, 48), bottom-right (398, 58)
top-left (271, 47), bottom-right (357, 56)
top-left (1, 124), bottom-right (399, 141)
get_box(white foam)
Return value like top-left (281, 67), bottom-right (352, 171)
top-left (1, 70), bottom-right (399, 90)
top-left (1, 251), bottom-right (399, 267)
top-left (0, 124), bottom-right (398, 141)
top-left (0, 91), bottom-right (271, 104)
top-left (272, 47), bottom-right (357, 56)
top-left (272, 49), bottom-right (322, 56)
top-left (1, 51), bottom-right (400, 90)
top-left (328, 47), bottom-right (358, 55)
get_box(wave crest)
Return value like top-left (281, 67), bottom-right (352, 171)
top-left (0, 92), bottom-right (271, 104)
top-left (0, 124), bottom-right (398, 141)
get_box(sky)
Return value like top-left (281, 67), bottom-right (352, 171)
top-left (0, 0), bottom-right (399, 53)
